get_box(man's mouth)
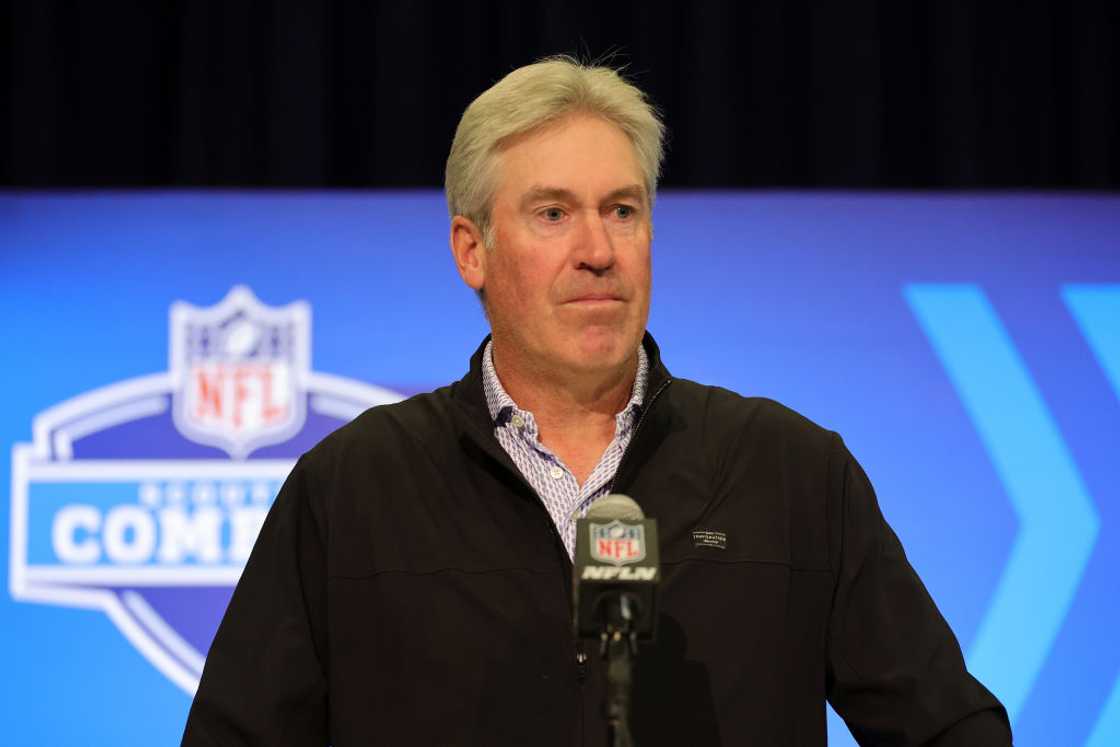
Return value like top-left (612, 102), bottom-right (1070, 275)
top-left (565, 294), bottom-right (624, 304)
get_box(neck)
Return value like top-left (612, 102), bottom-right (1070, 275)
top-left (490, 340), bottom-right (638, 438)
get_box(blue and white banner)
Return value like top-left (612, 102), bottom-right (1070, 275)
top-left (1, 192), bottom-right (1117, 746)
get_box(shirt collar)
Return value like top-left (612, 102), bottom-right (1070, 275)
top-left (481, 340), bottom-right (649, 426)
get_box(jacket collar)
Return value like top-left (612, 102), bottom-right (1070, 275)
top-left (449, 333), bottom-right (674, 491)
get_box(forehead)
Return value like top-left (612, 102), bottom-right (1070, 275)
top-left (493, 114), bottom-right (644, 200)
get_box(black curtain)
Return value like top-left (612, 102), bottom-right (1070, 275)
top-left (3, 1), bottom-right (1117, 188)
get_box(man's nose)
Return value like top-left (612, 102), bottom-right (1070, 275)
top-left (573, 210), bottom-right (615, 274)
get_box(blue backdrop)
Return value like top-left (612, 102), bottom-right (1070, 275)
top-left (1, 192), bottom-right (1117, 745)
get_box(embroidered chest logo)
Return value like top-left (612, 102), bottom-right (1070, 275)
top-left (691, 529), bottom-right (728, 550)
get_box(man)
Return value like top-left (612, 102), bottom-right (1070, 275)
top-left (183, 58), bottom-right (1011, 745)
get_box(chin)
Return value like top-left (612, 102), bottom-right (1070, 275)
top-left (567, 329), bottom-right (639, 370)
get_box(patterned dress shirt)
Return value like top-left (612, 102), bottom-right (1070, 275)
top-left (481, 341), bottom-right (649, 559)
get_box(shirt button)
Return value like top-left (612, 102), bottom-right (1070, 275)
top-left (549, 465), bottom-right (564, 479)
top-left (511, 414), bottom-right (524, 428)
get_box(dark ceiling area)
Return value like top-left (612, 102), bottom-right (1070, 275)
top-left (3, 1), bottom-right (1117, 188)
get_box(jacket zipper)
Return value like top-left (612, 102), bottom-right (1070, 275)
top-left (572, 376), bottom-right (671, 742)
top-left (607, 377), bottom-right (672, 495)
top-left (547, 376), bottom-right (672, 704)
top-left (465, 375), bottom-right (672, 739)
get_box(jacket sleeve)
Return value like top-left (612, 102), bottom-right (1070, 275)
top-left (824, 435), bottom-right (1012, 746)
top-left (181, 455), bottom-right (330, 746)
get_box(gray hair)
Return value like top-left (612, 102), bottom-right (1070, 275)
top-left (445, 56), bottom-right (665, 246)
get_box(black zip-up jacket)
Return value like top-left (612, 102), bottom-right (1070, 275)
top-left (183, 335), bottom-right (1011, 746)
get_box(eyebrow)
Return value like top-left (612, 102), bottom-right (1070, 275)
top-left (519, 183), bottom-right (648, 211)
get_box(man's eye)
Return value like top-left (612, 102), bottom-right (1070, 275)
top-left (614, 205), bottom-right (635, 219)
top-left (541, 207), bottom-right (565, 222)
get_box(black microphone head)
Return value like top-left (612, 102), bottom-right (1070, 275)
top-left (573, 493), bottom-right (659, 641)
top-left (586, 493), bottom-right (644, 522)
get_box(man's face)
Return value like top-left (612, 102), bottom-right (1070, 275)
top-left (477, 114), bottom-right (652, 378)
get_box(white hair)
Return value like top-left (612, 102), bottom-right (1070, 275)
top-left (445, 56), bottom-right (665, 244)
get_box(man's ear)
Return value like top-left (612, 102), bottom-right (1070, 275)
top-left (450, 216), bottom-right (487, 291)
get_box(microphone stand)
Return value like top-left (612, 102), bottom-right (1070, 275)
top-left (600, 592), bottom-right (640, 747)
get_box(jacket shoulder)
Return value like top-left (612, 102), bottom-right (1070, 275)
top-left (669, 377), bottom-right (838, 456)
top-left (298, 385), bottom-right (458, 474)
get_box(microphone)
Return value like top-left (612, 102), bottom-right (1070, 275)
top-left (573, 493), bottom-right (661, 641)
top-left (573, 493), bottom-right (660, 747)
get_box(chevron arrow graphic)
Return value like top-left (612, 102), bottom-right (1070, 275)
top-left (905, 284), bottom-right (1100, 723)
top-left (1063, 284), bottom-right (1120, 747)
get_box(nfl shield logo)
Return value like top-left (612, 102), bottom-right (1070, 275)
top-left (590, 520), bottom-right (647, 566)
top-left (170, 286), bottom-right (309, 459)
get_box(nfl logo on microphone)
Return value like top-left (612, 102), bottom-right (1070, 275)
top-left (590, 520), bottom-right (646, 566)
